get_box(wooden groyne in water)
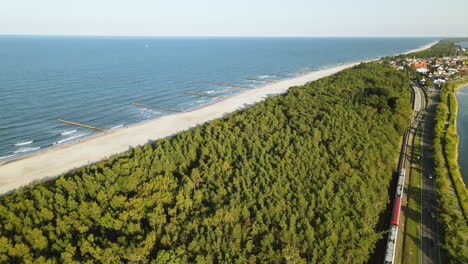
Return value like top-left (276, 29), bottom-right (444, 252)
top-left (132, 103), bottom-right (185, 113)
top-left (180, 92), bottom-right (223, 98)
top-left (214, 83), bottom-right (253, 89)
top-left (58, 120), bottom-right (109, 132)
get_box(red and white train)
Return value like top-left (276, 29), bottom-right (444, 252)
top-left (384, 168), bottom-right (406, 264)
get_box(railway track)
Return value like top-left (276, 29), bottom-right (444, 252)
top-left (384, 84), bottom-right (425, 264)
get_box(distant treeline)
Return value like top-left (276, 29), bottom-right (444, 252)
top-left (397, 38), bottom-right (468, 58)
top-left (0, 63), bottom-right (412, 263)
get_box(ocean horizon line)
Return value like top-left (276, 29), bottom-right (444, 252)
top-left (0, 34), bottom-right (448, 39)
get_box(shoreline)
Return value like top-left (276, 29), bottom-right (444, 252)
top-left (450, 79), bottom-right (468, 186)
top-left (454, 83), bottom-right (468, 187)
top-left (445, 84), bottom-right (468, 218)
top-left (0, 41), bottom-right (437, 195)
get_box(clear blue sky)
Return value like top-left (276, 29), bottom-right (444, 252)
top-left (1, 0), bottom-right (467, 37)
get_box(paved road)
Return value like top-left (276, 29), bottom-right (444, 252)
top-left (412, 84), bottom-right (423, 112)
top-left (419, 87), bottom-right (440, 264)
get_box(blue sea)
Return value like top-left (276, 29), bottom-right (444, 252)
top-left (0, 36), bottom-right (437, 160)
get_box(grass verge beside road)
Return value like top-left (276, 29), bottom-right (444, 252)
top-left (403, 124), bottom-right (423, 264)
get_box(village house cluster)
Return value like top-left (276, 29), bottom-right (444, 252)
top-left (387, 54), bottom-right (468, 86)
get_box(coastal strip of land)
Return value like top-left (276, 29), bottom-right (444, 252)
top-left (0, 42), bottom-right (436, 195)
top-left (448, 79), bottom-right (468, 218)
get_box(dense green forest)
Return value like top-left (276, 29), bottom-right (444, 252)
top-left (0, 63), bottom-right (412, 263)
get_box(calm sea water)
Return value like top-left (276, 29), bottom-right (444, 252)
top-left (456, 87), bottom-right (468, 185)
top-left (0, 36), bottom-right (437, 160)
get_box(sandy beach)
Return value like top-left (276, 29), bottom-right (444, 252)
top-left (0, 41), bottom-right (437, 195)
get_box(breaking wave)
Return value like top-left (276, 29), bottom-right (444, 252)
top-left (61, 130), bottom-right (77, 135)
top-left (14, 140), bottom-right (33, 146)
top-left (14, 147), bottom-right (40, 153)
